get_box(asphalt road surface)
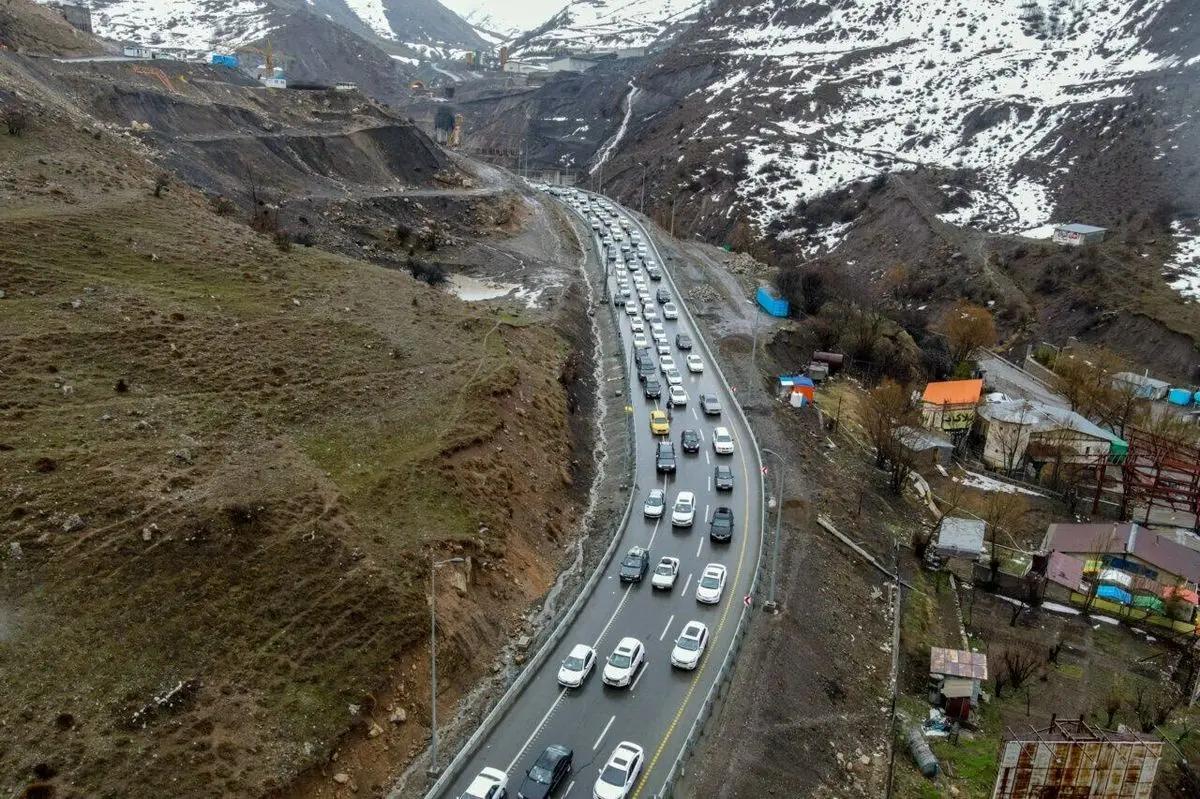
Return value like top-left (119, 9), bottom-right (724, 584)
top-left (437, 191), bottom-right (764, 799)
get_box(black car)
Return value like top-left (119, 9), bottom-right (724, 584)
top-left (633, 346), bottom-right (652, 367)
top-left (518, 744), bottom-right (573, 799)
top-left (637, 360), bottom-right (657, 383)
top-left (643, 376), bottom-right (662, 399)
top-left (699, 393), bottom-right (723, 415)
top-left (656, 287), bottom-right (671, 304)
top-left (675, 333), bottom-right (693, 350)
top-left (619, 546), bottom-right (651, 582)
top-left (714, 465), bottom-right (735, 491)
top-left (647, 268), bottom-right (662, 281)
top-left (709, 507), bottom-right (734, 543)
top-left (656, 441), bottom-right (677, 473)
top-left (681, 428), bottom-right (701, 454)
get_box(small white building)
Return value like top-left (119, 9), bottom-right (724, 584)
top-left (503, 60), bottom-right (546, 75)
top-left (123, 45), bottom-right (154, 59)
top-left (545, 56), bottom-right (599, 73)
top-left (1052, 223), bottom-right (1106, 246)
top-left (1111, 371), bottom-right (1170, 401)
top-left (976, 399), bottom-right (1126, 471)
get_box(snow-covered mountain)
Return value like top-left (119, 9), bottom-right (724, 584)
top-left (513, 0), bottom-right (711, 56)
top-left (55, 0), bottom-right (484, 61)
top-left (439, 0), bottom-right (562, 40)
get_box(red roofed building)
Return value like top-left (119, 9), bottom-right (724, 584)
top-left (921, 379), bottom-right (984, 434)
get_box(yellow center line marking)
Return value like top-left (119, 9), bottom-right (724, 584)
top-left (632, 427), bottom-right (756, 798)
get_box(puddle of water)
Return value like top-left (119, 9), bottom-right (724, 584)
top-left (444, 273), bottom-right (520, 302)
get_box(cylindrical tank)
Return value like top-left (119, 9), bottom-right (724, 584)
top-left (1168, 387), bottom-right (1192, 406)
top-left (1193, 390), bottom-right (1200, 406)
top-left (905, 725), bottom-right (939, 777)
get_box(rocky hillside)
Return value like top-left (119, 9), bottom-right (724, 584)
top-left (511, 0), bottom-right (711, 56)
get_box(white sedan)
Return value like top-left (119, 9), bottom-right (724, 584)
top-left (624, 300), bottom-right (639, 316)
top-left (594, 741), bottom-right (645, 799)
top-left (642, 306), bottom-right (659, 322)
top-left (685, 354), bottom-right (704, 373)
top-left (461, 767), bottom-right (509, 799)
top-left (712, 426), bottom-right (735, 455)
top-left (664, 367), bottom-right (683, 386)
top-left (668, 385), bottom-right (688, 406)
top-left (602, 637), bottom-right (645, 688)
top-left (651, 556), bottom-right (680, 590)
top-left (695, 564), bottom-right (727, 604)
top-left (557, 644), bottom-right (597, 688)
top-left (662, 302), bottom-right (679, 320)
top-left (671, 491), bottom-right (696, 527)
top-left (670, 621), bottom-right (709, 670)
top-left (655, 341), bottom-right (672, 356)
top-left (632, 332), bottom-right (649, 349)
top-left (659, 354), bottom-right (676, 373)
top-left (643, 488), bottom-right (665, 519)
top-left (629, 317), bottom-right (645, 333)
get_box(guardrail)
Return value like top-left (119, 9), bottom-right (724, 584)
top-left (418, 200), bottom-right (638, 799)
top-left (643, 213), bottom-right (769, 797)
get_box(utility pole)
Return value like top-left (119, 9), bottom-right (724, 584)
top-left (428, 556), bottom-right (464, 778)
top-left (749, 301), bottom-right (763, 405)
top-left (670, 194), bottom-right (681, 238)
top-left (640, 163), bottom-right (647, 213)
top-left (761, 448), bottom-right (785, 612)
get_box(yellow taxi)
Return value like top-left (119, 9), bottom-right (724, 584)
top-left (649, 409), bottom-right (670, 436)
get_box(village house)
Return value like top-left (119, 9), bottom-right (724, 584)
top-left (1052, 223), bottom-right (1107, 246)
top-left (975, 399), bottom-right (1127, 472)
top-left (1041, 522), bottom-right (1200, 589)
top-left (928, 647), bottom-right (988, 723)
top-left (921, 379), bottom-right (983, 437)
top-left (1111, 371), bottom-right (1171, 401)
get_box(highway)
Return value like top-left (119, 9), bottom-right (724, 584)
top-left (435, 190), bottom-right (764, 799)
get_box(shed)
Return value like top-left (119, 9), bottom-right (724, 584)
top-left (779, 375), bottom-right (814, 403)
top-left (1112, 371), bottom-right (1171, 401)
top-left (1052, 223), bottom-right (1107, 246)
top-left (895, 426), bottom-right (954, 467)
top-left (929, 647), bottom-right (988, 722)
top-left (934, 517), bottom-right (986, 560)
top-left (756, 285), bottom-right (789, 317)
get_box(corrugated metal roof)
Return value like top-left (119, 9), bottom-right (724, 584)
top-left (1056, 223), bottom-right (1107, 234)
top-left (930, 647), bottom-right (988, 679)
top-left (1112, 371), bottom-right (1170, 390)
top-left (922, 379), bottom-right (984, 406)
top-left (1043, 522), bottom-right (1200, 584)
top-left (936, 516), bottom-right (986, 557)
top-left (1046, 552), bottom-right (1085, 591)
top-left (977, 399), bottom-right (1127, 448)
top-left (895, 426), bottom-right (954, 451)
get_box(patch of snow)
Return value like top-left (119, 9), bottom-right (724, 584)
top-left (81, 0), bottom-right (274, 51)
top-left (515, 0), bottom-right (712, 55)
top-left (591, 81), bottom-right (638, 174)
top-left (1092, 615), bottom-right (1121, 625)
top-left (1041, 601), bottom-right (1081, 616)
top-left (954, 471), bottom-right (1045, 497)
top-left (1020, 224), bottom-right (1057, 240)
top-left (343, 0), bottom-right (397, 40)
top-left (1164, 220), bottom-right (1200, 301)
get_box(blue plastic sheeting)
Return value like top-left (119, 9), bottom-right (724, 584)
top-left (756, 286), bottom-right (789, 317)
top-left (1097, 585), bottom-right (1133, 605)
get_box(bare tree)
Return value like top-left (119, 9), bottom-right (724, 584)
top-left (1083, 526), bottom-right (1120, 616)
top-left (860, 380), bottom-right (921, 493)
top-left (153, 171), bottom-right (170, 198)
top-left (939, 300), bottom-right (997, 365)
top-left (1132, 681), bottom-right (1182, 733)
top-left (994, 647), bottom-right (1041, 698)
top-left (1105, 680), bottom-right (1124, 727)
top-left (984, 491), bottom-right (1029, 581)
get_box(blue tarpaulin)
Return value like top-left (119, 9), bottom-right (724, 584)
top-left (756, 286), bottom-right (789, 317)
top-left (1097, 585), bottom-right (1133, 605)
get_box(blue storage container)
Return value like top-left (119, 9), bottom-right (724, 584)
top-left (755, 285), bottom-right (789, 318)
top-left (1193, 390), bottom-right (1200, 406)
top-left (1168, 387), bottom-right (1192, 406)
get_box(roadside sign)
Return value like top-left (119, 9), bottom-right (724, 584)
top-left (761, 466), bottom-right (768, 475)
top-left (743, 594), bottom-right (751, 608)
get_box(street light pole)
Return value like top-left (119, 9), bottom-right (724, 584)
top-left (428, 556), bottom-right (464, 777)
top-left (761, 448), bottom-right (785, 613)
top-left (640, 163), bottom-right (647, 214)
top-left (749, 301), bottom-right (763, 405)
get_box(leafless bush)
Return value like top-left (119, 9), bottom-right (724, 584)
top-left (273, 230), bottom-right (293, 252)
top-left (994, 647), bottom-right (1041, 698)
top-left (153, 171), bottom-right (170, 197)
top-left (3, 103), bottom-right (30, 136)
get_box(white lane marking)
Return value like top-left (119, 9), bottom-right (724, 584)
top-left (592, 583), bottom-right (634, 651)
top-left (593, 715), bottom-right (616, 751)
top-left (704, 451), bottom-right (711, 465)
top-left (566, 781), bottom-right (576, 796)
top-left (707, 476), bottom-right (712, 492)
top-left (704, 504), bottom-right (710, 522)
top-left (681, 572), bottom-right (692, 595)
top-left (697, 428), bottom-right (705, 440)
top-left (691, 407), bottom-right (698, 420)
top-left (659, 614), bottom-right (675, 641)
top-left (630, 661), bottom-right (650, 692)
top-left (507, 688), bottom-right (568, 773)
top-left (695, 535), bottom-right (704, 558)
top-left (647, 517), bottom-right (662, 551)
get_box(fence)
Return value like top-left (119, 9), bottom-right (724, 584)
top-left (416, 200), bottom-right (638, 799)
top-left (648, 208), bottom-right (768, 798)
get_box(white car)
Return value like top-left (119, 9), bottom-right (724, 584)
top-left (664, 367), bottom-right (683, 386)
top-left (642, 306), bottom-right (659, 322)
top-left (662, 302), bottom-right (679, 320)
top-left (656, 341), bottom-right (672, 356)
top-left (593, 741), bottom-right (645, 799)
top-left (643, 488), bottom-right (665, 519)
top-left (602, 637), bottom-right (645, 688)
top-left (629, 317), bottom-right (645, 333)
top-left (460, 766), bottom-right (509, 799)
top-left (557, 644), bottom-right (597, 688)
top-left (624, 300), bottom-right (639, 316)
top-left (650, 325), bottom-right (667, 344)
top-left (695, 564), bottom-right (727, 604)
top-left (712, 427), bottom-right (734, 455)
top-left (632, 332), bottom-right (649, 349)
top-left (685, 354), bottom-right (704, 373)
top-left (659, 354), bottom-right (676, 373)
top-left (668, 385), bottom-right (688, 406)
top-left (671, 491), bottom-right (696, 527)
top-left (650, 556), bottom-right (680, 590)
top-left (670, 621), bottom-right (709, 670)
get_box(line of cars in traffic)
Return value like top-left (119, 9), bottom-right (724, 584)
top-left (457, 185), bottom-right (741, 799)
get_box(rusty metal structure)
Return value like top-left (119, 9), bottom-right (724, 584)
top-left (1084, 427), bottom-right (1200, 526)
top-left (991, 717), bottom-right (1162, 799)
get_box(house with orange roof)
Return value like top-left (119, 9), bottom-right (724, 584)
top-left (921, 379), bottom-right (984, 435)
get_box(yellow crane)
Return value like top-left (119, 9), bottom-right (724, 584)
top-left (239, 40), bottom-right (289, 74)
